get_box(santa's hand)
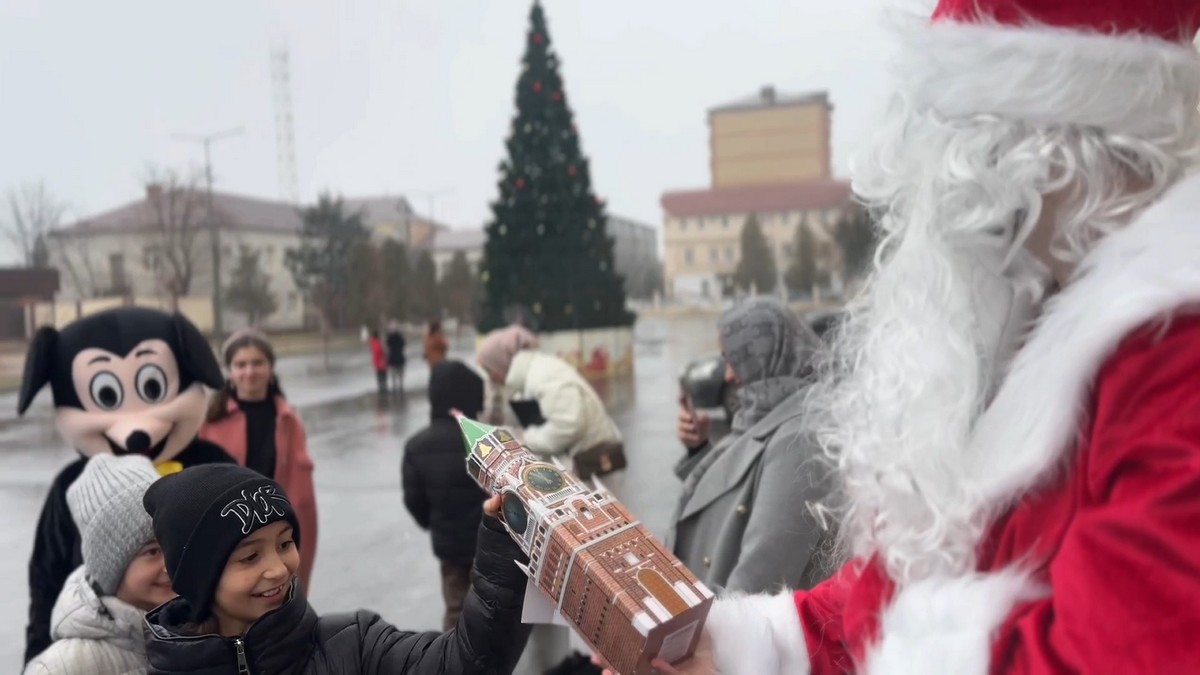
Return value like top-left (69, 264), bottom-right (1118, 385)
top-left (590, 632), bottom-right (717, 675)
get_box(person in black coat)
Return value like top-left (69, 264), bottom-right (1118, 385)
top-left (15, 307), bottom-right (234, 664)
top-left (402, 360), bottom-right (488, 630)
top-left (142, 463), bottom-right (531, 675)
top-left (385, 320), bottom-right (407, 394)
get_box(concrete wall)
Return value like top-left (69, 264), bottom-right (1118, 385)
top-left (33, 295), bottom-right (216, 333)
top-left (48, 228), bottom-right (305, 331)
top-left (535, 326), bottom-right (635, 379)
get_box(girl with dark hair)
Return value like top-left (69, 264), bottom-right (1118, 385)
top-left (199, 328), bottom-right (318, 591)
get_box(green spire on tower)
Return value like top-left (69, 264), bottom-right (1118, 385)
top-left (454, 412), bottom-right (499, 457)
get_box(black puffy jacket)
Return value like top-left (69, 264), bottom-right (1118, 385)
top-left (24, 439), bottom-right (232, 664)
top-left (144, 518), bottom-right (531, 675)
top-left (402, 361), bottom-right (487, 564)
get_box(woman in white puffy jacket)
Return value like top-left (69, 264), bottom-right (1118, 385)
top-left (476, 326), bottom-right (621, 459)
top-left (24, 455), bottom-right (174, 675)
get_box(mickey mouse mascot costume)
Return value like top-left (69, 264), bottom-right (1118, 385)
top-left (16, 307), bottom-right (234, 663)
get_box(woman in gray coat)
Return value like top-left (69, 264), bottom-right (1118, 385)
top-left (669, 297), bottom-right (833, 594)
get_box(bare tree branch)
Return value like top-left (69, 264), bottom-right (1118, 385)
top-left (51, 231), bottom-right (105, 299)
top-left (141, 167), bottom-right (206, 308)
top-left (3, 181), bottom-right (64, 267)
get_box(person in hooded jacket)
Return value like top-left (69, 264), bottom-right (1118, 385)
top-left (25, 454), bottom-right (173, 675)
top-left (142, 463), bottom-right (531, 675)
top-left (401, 360), bottom-right (489, 631)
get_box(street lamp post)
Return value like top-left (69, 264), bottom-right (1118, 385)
top-left (173, 127), bottom-right (242, 338)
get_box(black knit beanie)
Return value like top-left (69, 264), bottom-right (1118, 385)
top-left (143, 464), bottom-right (301, 620)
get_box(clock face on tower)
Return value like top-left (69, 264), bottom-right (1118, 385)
top-left (522, 464), bottom-right (567, 494)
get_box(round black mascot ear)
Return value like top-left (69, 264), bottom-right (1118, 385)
top-left (172, 313), bottom-right (224, 390)
top-left (17, 326), bottom-right (59, 416)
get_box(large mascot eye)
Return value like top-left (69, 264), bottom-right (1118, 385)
top-left (89, 372), bottom-right (124, 410)
top-left (136, 365), bottom-right (168, 403)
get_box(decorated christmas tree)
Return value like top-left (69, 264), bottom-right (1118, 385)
top-left (478, 2), bottom-right (634, 333)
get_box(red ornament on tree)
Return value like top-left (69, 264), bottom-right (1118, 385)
top-left (516, 178), bottom-right (526, 190)
top-left (532, 81), bottom-right (543, 93)
top-left (552, 91), bottom-right (562, 102)
top-left (568, 165), bottom-right (577, 177)
top-left (532, 32), bottom-right (544, 44)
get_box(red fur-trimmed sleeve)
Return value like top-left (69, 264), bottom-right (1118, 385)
top-left (989, 317), bottom-right (1200, 673)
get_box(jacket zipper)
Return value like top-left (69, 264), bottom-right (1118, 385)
top-left (234, 637), bottom-right (252, 675)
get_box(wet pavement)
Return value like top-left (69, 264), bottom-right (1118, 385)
top-left (0, 316), bottom-right (729, 669)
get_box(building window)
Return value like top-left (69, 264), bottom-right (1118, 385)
top-left (142, 245), bottom-right (161, 271)
top-left (679, 219), bottom-right (687, 232)
top-left (723, 216), bottom-right (730, 229)
top-left (697, 218), bottom-right (704, 231)
top-left (725, 247), bottom-right (734, 262)
top-left (109, 254), bottom-right (127, 292)
top-left (709, 247), bottom-right (719, 263)
top-left (684, 248), bottom-right (694, 265)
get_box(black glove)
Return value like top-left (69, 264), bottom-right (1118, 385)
top-left (472, 517), bottom-right (530, 591)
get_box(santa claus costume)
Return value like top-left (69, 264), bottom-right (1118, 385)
top-left (700, 0), bottom-right (1200, 673)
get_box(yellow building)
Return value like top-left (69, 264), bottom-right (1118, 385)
top-left (709, 86), bottom-right (832, 187)
top-left (661, 182), bottom-right (849, 301)
top-left (662, 85), bottom-right (851, 301)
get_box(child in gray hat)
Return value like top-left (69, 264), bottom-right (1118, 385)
top-left (24, 454), bottom-right (174, 675)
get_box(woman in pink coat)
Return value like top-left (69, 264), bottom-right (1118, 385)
top-left (200, 328), bottom-right (318, 590)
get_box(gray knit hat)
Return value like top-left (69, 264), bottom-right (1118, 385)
top-left (67, 454), bottom-right (160, 595)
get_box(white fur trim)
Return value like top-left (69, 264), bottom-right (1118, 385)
top-left (866, 568), bottom-right (1046, 675)
top-left (898, 18), bottom-right (1200, 140)
top-left (965, 171), bottom-right (1200, 510)
top-left (706, 592), bottom-right (809, 675)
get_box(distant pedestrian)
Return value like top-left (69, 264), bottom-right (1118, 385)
top-left (401, 361), bottom-right (488, 630)
top-left (385, 320), bottom-right (407, 394)
top-left (201, 327), bottom-right (319, 590)
top-left (368, 329), bottom-right (388, 396)
top-left (423, 320), bottom-right (448, 366)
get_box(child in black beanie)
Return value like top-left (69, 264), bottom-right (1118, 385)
top-left (141, 464), bottom-right (532, 674)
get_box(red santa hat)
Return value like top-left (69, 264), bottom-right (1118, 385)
top-left (900, 0), bottom-right (1200, 140)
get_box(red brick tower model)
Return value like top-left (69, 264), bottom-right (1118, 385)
top-left (458, 414), bottom-right (713, 675)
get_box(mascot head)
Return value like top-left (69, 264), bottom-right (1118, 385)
top-left (17, 307), bottom-right (223, 463)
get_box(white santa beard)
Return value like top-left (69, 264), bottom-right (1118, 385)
top-left (808, 43), bottom-right (1200, 576)
top-left (817, 223), bottom-right (1049, 580)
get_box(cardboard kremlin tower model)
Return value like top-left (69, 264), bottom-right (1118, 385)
top-left (457, 414), bottom-right (712, 675)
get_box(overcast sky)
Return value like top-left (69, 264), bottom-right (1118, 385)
top-left (0, 1), bottom-right (923, 264)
